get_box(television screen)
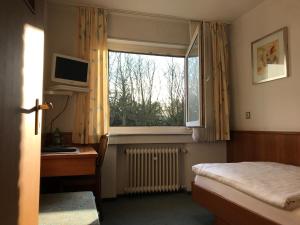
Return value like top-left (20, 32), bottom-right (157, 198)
top-left (53, 55), bottom-right (89, 85)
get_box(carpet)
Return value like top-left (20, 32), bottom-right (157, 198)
top-left (39, 192), bottom-right (100, 225)
top-left (102, 192), bottom-right (214, 225)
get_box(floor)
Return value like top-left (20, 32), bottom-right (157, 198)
top-left (102, 192), bottom-right (214, 225)
top-left (39, 192), bottom-right (100, 225)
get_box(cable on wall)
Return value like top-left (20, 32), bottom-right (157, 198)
top-left (46, 96), bottom-right (70, 133)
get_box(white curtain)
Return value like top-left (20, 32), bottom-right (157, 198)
top-left (72, 7), bottom-right (109, 144)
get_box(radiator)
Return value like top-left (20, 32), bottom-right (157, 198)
top-left (125, 147), bottom-right (180, 193)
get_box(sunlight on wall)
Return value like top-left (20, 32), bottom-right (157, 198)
top-left (20, 23), bottom-right (44, 141)
top-left (18, 24), bottom-right (44, 225)
top-left (22, 24), bottom-right (44, 109)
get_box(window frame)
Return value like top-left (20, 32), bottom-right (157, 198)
top-left (107, 39), bottom-right (189, 135)
top-left (185, 25), bottom-right (205, 128)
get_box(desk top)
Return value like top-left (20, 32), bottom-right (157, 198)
top-left (41, 146), bottom-right (97, 159)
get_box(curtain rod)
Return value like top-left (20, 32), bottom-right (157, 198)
top-left (47, 0), bottom-right (230, 24)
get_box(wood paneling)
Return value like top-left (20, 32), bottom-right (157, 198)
top-left (215, 218), bottom-right (231, 225)
top-left (227, 131), bottom-right (300, 166)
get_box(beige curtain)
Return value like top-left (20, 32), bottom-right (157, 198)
top-left (209, 22), bottom-right (230, 141)
top-left (72, 7), bottom-right (109, 144)
top-left (191, 22), bottom-right (230, 141)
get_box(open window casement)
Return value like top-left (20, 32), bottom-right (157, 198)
top-left (185, 24), bottom-right (206, 128)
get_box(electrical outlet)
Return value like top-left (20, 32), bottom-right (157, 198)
top-left (245, 112), bottom-right (251, 119)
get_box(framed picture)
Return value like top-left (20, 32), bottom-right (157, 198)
top-left (252, 27), bottom-right (288, 84)
top-left (24, 0), bottom-right (36, 14)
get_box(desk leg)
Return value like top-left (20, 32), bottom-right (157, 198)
top-left (95, 167), bottom-right (103, 221)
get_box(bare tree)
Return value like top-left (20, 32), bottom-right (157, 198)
top-left (109, 51), bottom-right (184, 126)
top-left (163, 58), bottom-right (184, 125)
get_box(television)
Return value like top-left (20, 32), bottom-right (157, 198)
top-left (51, 53), bottom-right (89, 87)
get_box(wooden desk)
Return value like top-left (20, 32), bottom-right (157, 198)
top-left (41, 146), bottom-right (98, 177)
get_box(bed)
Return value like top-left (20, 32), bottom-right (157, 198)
top-left (192, 131), bottom-right (300, 225)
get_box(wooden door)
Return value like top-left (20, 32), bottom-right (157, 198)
top-left (0, 1), bottom-right (45, 225)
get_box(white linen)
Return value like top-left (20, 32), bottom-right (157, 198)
top-left (192, 162), bottom-right (300, 210)
top-left (194, 175), bottom-right (300, 225)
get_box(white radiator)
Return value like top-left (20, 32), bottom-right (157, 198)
top-left (125, 147), bottom-right (180, 193)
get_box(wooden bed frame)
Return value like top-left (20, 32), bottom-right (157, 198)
top-left (192, 130), bottom-right (300, 225)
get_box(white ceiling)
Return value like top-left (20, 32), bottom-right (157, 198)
top-left (52, 0), bottom-right (265, 22)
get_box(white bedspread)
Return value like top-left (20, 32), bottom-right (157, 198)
top-left (192, 162), bottom-right (300, 210)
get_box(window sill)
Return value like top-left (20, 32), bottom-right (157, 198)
top-left (108, 127), bottom-right (194, 144)
top-left (109, 127), bottom-right (192, 136)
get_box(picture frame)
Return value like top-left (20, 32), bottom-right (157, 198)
top-left (251, 27), bottom-right (288, 84)
top-left (24, 0), bottom-right (36, 14)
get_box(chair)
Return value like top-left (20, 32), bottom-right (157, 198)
top-left (41, 135), bottom-right (108, 221)
top-left (95, 134), bottom-right (109, 221)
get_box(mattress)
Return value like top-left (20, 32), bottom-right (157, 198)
top-left (192, 162), bottom-right (300, 209)
top-left (194, 175), bottom-right (300, 225)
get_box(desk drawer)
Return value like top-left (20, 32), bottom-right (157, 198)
top-left (41, 157), bottom-right (96, 177)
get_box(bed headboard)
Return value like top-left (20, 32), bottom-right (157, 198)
top-left (227, 131), bottom-right (300, 166)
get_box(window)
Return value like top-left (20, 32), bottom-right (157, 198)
top-left (108, 51), bottom-right (185, 127)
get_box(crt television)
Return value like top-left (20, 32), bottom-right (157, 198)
top-left (51, 53), bottom-right (89, 86)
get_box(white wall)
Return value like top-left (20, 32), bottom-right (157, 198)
top-left (43, 3), bottom-right (78, 132)
top-left (44, 2), bottom-right (227, 198)
top-left (230, 0), bottom-right (300, 131)
top-left (44, 3), bottom-right (78, 89)
top-left (108, 12), bottom-right (189, 45)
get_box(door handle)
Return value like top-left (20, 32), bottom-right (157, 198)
top-left (38, 102), bottom-right (53, 110)
top-left (19, 99), bottom-right (53, 135)
top-left (34, 99), bottom-right (53, 135)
